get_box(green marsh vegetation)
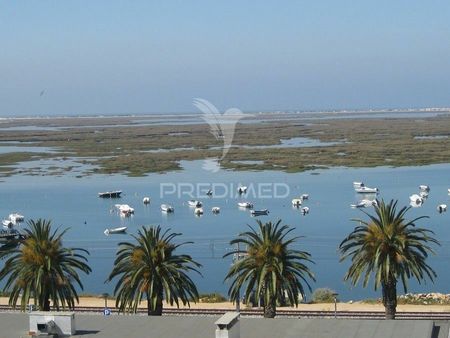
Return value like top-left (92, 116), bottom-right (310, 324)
top-left (0, 114), bottom-right (449, 177)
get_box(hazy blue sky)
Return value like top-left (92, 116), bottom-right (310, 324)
top-left (1, 1), bottom-right (450, 116)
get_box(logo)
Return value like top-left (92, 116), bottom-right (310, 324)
top-left (193, 98), bottom-right (250, 172)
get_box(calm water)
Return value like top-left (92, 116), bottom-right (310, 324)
top-left (1, 161), bottom-right (449, 301)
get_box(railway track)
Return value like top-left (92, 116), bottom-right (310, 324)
top-left (1, 304), bottom-right (450, 320)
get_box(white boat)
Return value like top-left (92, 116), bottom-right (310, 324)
top-left (409, 194), bottom-right (423, 204)
top-left (350, 199), bottom-right (377, 208)
top-left (237, 186), bottom-right (248, 194)
top-left (115, 204), bottom-right (134, 215)
top-left (292, 198), bottom-right (302, 207)
top-left (104, 226), bottom-right (127, 235)
top-left (300, 194), bottom-right (309, 200)
top-left (194, 207), bottom-right (204, 215)
top-left (188, 200), bottom-right (202, 207)
top-left (419, 191), bottom-right (429, 198)
top-left (238, 202), bottom-right (253, 209)
top-left (353, 182), bottom-right (364, 188)
top-left (143, 197), bottom-right (150, 204)
top-left (355, 186), bottom-right (379, 194)
top-left (251, 209), bottom-right (269, 216)
top-left (206, 189), bottom-right (213, 196)
top-left (448, 188), bottom-right (450, 194)
top-left (2, 219), bottom-right (13, 229)
top-left (437, 204), bottom-right (447, 213)
top-left (212, 207), bottom-right (220, 214)
top-left (8, 213), bottom-right (24, 224)
top-left (301, 207), bottom-right (310, 215)
top-left (419, 185), bottom-right (430, 192)
top-left (161, 204), bottom-right (174, 213)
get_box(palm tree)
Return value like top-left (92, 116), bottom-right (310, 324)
top-left (0, 219), bottom-right (91, 311)
top-left (107, 226), bottom-right (202, 315)
top-left (224, 219), bottom-right (315, 318)
top-left (339, 199), bottom-right (439, 319)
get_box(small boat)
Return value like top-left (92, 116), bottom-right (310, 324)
top-left (161, 204), bottom-right (174, 213)
top-left (292, 198), bottom-right (302, 207)
top-left (350, 199), bottom-right (376, 209)
top-left (206, 189), bottom-right (213, 196)
top-left (350, 201), bottom-right (366, 209)
top-left (237, 186), bottom-right (248, 194)
top-left (448, 188), bottom-right (450, 194)
top-left (104, 226), bottom-right (127, 235)
top-left (300, 194), bottom-right (309, 200)
top-left (212, 207), bottom-right (220, 214)
top-left (301, 207), bottom-right (310, 215)
top-left (353, 182), bottom-right (364, 188)
top-left (437, 204), bottom-right (447, 213)
top-left (419, 185), bottom-right (430, 192)
top-left (194, 207), bottom-right (204, 215)
top-left (238, 202), bottom-right (253, 209)
top-left (251, 209), bottom-right (269, 216)
top-left (0, 229), bottom-right (21, 243)
top-left (98, 190), bottom-right (122, 198)
top-left (409, 194), bottom-right (423, 204)
top-left (188, 200), bottom-right (202, 207)
top-left (8, 213), bottom-right (24, 224)
top-left (143, 197), bottom-right (150, 204)
top-left (419, 191), bottom-right (429, 198)
top-left (355, 186), bottom-right (379, 194)
top-left (2, 219), bottom-right (13, 229)
top-left (115, 204), bottom-right (135, 215)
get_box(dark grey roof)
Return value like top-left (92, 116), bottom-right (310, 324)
top-left (0, 312), bottom-right (447, 338)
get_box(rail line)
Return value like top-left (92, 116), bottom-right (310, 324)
top-left (1, 305), bottom-right (450, 320)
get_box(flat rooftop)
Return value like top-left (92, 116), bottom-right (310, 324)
top-left (0, 312), bottom-right (448, 338)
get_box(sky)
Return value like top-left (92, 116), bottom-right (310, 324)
top-left (1, 1), bottom-right (450, 116)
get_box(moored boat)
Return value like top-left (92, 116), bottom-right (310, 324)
top-left (301, 206), bottom-right (310, 215)
top-left (419, 185), bottom-right (430, 192)
top-left (104, 226), bottom-right (127, 235)
top-left (355, 186), bottom-right (379, 194)
top-left (98, 190), bottom-right (122, 198)
top-left (188, 200), bottom-right (202, 207)
top-left (143, 197), bottom-right (150, 204)
top-left (9, 213), bottom-right (24, 224)
top-left (353, 181), bottom-right (364, 188)
top-left (251, 209), bottom-right (269, 216)
top-left (437, 204), bottom-right (447, 213)
top-left (115, 204), bottom-right (135, 216)
top-left (292, 198), bottom-right (302, 207)
top-left (409, 194), bottom-right (423, 204)
top-left (212, 207), bottom-right (220, 214)
top-left (238, 202), bottom-right (253, 209)
top-left (161, 204), bottom-right (174, 213)
top-left (237, 186), bottom-right (248, 194)
top-left (2, 219), bottom-right (13, 229)
top-left (194, 207), bottom-right (204, 215)
top-left (300, 194), bottom-right (309, 200)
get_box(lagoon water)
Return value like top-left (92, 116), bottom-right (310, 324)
top-left (1, 160), bottom-right (449, 301)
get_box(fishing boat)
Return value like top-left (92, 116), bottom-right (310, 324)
top-left (251, 209), bottom-right (269, 216)
top-left (2, 219), bottom-right (13, 229)
top-left (437, 204), bottom-right (447, 213)
top-left (104, 226), bottom-right (127, 235)
top-left (194, 207), bottom-right (204, 215)
top-left (212, 207), bottom-right (220, 214)
top-left (237, 186), bottom-right (248, 194)
top-left (98, 190), bottom-right (122, 198)
top-left (301, 207), bottom-right (310, 215)
top-left (8, 213), bottom-right (24, 224)
top-left (292, 198), bottom-right (302, 207)
top-left (409, 194), bottom-right (423, 204)
top-left (355, 186), bottom-right (379, 194)
top-left (161, 204), bottom-right (174, 213)
top-left (188, 200), bottom-right (202, 207)
top-left (143, 197), bottom-right (150, 204)
top-left (115, 204), bottom-right (134, 216)
top-left (238, 202), bottom-right (253, 209)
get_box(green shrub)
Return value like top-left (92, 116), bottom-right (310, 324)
top-left (198, 293), bottom-right (227, 303)
top-left (311, 288), bottom-right (338, 303)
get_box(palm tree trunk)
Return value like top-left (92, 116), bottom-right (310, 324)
top-left (147, 290), bottom-right (163, 316)
top-left (382, 278), bottom-right (397, 319)
top-left (263, 297), bottom-right (276, 318)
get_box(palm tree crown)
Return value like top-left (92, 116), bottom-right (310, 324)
top-left (224, 219), bottom-right (315, 318)
top-left (0, 219), bottom-right (91, 311)
top-left (107, 226), bottom-right (201, 315)
top-left (339, 199), bottom-right (439, 319)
